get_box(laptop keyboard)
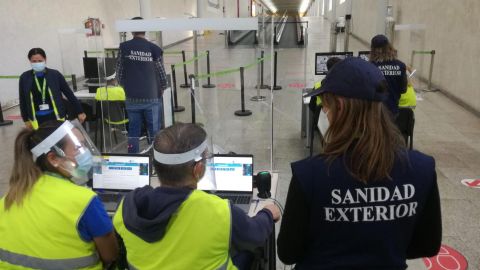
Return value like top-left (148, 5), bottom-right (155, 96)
top-left (99, 193), bottom-right (122, 203)
top-left (218, 195), bottom-right (251, 205)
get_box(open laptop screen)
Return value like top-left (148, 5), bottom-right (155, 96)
top-left (93, 154), bottom-right (150, 191)
top-left (198, 155), bottom-right (253, 192)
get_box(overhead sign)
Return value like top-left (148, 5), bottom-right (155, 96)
top-left (423, 245), bottom-right (468, 270)
top-left (115, 18), bottom-right (258, 32)
top-left (460, 178), bottom-right (480, 188)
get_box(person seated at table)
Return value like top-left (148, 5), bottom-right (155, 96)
top-left (95, 72), bottom-right (126, 101)
top-left (0, 120), bottom-right (118, 269)
top-left (113, 123), bottom-right (281, 270)
top-left (278, 58), bottom-right (441, 269)
top-left (309, 57), bottom-right (341, 131)
top-left (398, 67), bottom-right (417, 109)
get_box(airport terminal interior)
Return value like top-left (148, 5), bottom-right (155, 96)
top-left (0, 0), bottom-right (479, 269)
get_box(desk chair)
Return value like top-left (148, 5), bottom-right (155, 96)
top-left (95, 86), bottom-right (128, 151)
top-left (395, 108), bottom-right (415, 149)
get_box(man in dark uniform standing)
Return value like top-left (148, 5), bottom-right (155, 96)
top-left (116, 17), bottom-right (167, 153)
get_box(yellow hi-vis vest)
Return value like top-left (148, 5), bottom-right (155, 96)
top-left (114, 190), bottom-right (237, 270)
top-left (95, 86), bottom-right (126, 101)
top-left (0, 173), bottom-right (102, 270)
top-left (399, 85), bottom-right (417, 108)
top-left (28, 88), bottom-right (64, 130)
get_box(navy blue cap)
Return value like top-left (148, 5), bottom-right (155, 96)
top-left (305, 57), bottom-right (387, 101)
top-left (371, 34), bottom-right (389, 48)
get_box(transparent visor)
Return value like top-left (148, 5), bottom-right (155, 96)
top-left (153, 136), bottom-right (217, 190)
top-left (31, 120), bottom-right (101, 185)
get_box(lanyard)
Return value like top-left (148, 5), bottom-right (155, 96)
top-left (34, 75), bottom-right (47, 104)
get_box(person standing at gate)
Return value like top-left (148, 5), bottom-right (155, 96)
top-left (116, 17), bottom-right (168, 153)
top-left (19, 48), bottom-right (86, 130)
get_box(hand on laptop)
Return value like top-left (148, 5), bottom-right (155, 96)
top-left (263, 204), bottom-right (281, 222)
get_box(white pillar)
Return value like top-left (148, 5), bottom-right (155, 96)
top-left (376, 0), bottom-right (388, 34)
top-left (139, 0), bottom-right (152, 19)
top-left (346, 0), bottom-right (352, 14)
top-left (331, 0), bottom-right (337, 22)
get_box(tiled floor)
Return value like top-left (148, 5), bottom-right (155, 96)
top-left (0, 16), bottom-right (478, 269)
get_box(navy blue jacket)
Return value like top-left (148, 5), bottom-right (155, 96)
top-left (116, 37), bottom-right (167, 102)
top-left (371, 60), bottom-right (407, 115)
top-left (278, 151), bottom-right (442, 269)
top-left (19, 68), bottom-right (83, 122)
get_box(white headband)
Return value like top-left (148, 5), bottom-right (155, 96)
top-left (153, 139), bottom-right (208, 165)
top-left (31, 121), bottom-right (74, 161)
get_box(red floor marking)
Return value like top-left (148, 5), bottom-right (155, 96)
top-left (288, 83), bottom-right (305, 88)
top-left (217, 83), bottom-right (235, 89)
top-left (460, 178), bottom-right (480, 188)
top-left (423, 245), bottom-right (468, 270)
top-left (5, 115), bottom-right (22, 120)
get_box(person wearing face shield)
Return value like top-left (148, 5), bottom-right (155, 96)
top-left (278, 58), bottom-right (441, 269)
top-left (113, 123), bottom-right (281, 270)
top-left (0, 120), bottom-right (118, 269)
top-left (19, 48), bottom-right (86, 130)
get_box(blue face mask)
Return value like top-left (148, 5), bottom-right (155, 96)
top-left (31, 62), bottom-right (46, 72)
top-left (71, 149), bottom-right (93, 183)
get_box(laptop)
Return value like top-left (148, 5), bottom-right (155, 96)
top-left (198, 154), bottom-right (254, 213)
top-left (93, 153), bottom-right (151, 212)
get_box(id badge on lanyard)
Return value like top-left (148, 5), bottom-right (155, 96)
top-left (34, 76), bottom-right (50, 111)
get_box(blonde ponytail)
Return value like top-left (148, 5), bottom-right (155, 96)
top-left (4, 128), bottom-right (42, 210)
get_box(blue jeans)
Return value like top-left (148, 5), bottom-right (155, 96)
top-left (126, 100), bottom-right (163, 153)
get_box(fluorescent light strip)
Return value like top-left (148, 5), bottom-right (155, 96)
top-left (299, 0), bottom-right (311, 14)
top-left (258, 0), bottom-right (278, 13)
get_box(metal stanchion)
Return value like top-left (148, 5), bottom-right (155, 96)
top-left (234, 67), bottom-right (252, 116)
top-left (329, 22), bottom-right (338, 52)
top-left (251, 55), bottom-right (266, 102)
top-left (180, 50), bottom-right (190, 88)
top-left (258, 50), bottom-right (269, 89)
top-left (344, 14), bottom-right (351, 52)
top-left (71, 74), bottom-right (77, 91)
top-left (272, 51), bottom-right (282, 90)
top-left (428, 50), bottom-right (436, 91)
top-left (202, 50), bottom-right (216, 88)
top-left (410, 50), bottom-right (437, 92)
top-left (171, 65), bottom-right (185, 112)
top-left (189, 75), bottom-right (196, 123)
top-left (0, 102), bottom-right (13, 126)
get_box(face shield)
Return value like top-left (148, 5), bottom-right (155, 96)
top-left (31, 120), bottom-right (101, 185)
top-left (153, 137), bottom-right (217, 190)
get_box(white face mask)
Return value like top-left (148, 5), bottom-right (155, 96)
top-left (318, 109), bottom-right (330, 139)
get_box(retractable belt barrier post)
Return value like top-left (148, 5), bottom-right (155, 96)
top-left (171, 65), bottom-right (185, 112)
top-left (410, 50), bottom-right (437, 92)
top-left (71, 74), bottom-right (77, 91)
top-left (0, 102), bottom-right (13, 126)
top-left (251, 55), bottom-right (266, 102)
top-left (189, 75), bottom-right (196, 123)
top-left (180, 50), bottom-right (191, 88)
top-left (272, 51), bottom-right (282, 90)
top-left (202, 50), bottom-right (216, 88)
top-left (234, 67), bottom-right (252, 116)
top-left (344, 15), bottom-right (351, 52)
top-left (258, 50), bottom-right (269, 89)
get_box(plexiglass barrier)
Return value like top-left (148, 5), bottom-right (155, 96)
top-left (59, 14), bottom-right (318, 174)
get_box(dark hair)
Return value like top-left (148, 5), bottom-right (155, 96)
top-left (153, 123), bottom-right (207, 186)
top-left (5, 120), bottom-right (64, 210)
top-left (131, 16), bottom-right (146, 36)
top-left (326, 57), bottom-right (341, 71)
top-left (28, 48), bottom-right (46, 60)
